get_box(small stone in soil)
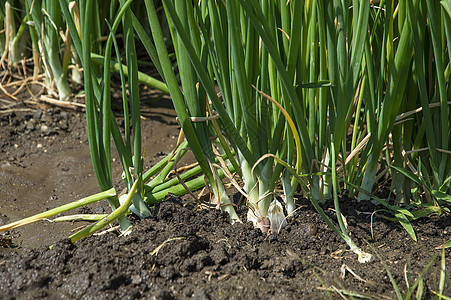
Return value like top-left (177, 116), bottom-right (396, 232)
top-left (150, 290), bottom-right (174, 300)
top-left (41, 125), bottom-right (50, 135)
top-left (94, 207), bottom-right (106, 214)
top-left (193, 289), bottom-right (211, 300)
top-left (1, 162), bottom-right (11, 168)
top-left (33, 109), bottom-right (43, 121)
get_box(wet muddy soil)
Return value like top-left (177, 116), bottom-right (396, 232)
top-left (0, 94), bottom-right (450, 299)
top-left (0, 91), bottom-right (180, 249)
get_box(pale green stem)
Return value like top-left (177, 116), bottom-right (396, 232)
top-left (358, 155), bottom-right (378, 201)
top-left (257, 160), bottom-right (273, 216)
top-left (216, 179), bottom-right (241, 223)
top-left (322, 149), bottom-right (332, 200)
top-left (50, 214), bottom-right (108, 222)
top-left (241, 158), bottom-right (260, 215)
top-left (282, 173), bottom-right (296, 214)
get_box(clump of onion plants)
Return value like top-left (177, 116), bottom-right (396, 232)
top-left (142, 0), bottom-right (451, 259)
top-left (2, 0), bottom-right (450, 263)
top-left (143, 0), bottom-right (375, 262)
top-left (0, 0), bottom-right (208, 241)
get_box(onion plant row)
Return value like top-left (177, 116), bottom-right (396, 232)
top-left (1, 0), bottom-right (450, 260)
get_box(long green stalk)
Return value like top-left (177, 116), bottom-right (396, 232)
top-left (0, 188), bottom-right (116, 232)
top-left (90, 53), bottom-right (169, 94)
top-left (426, 0), bottom-right (449, 180)
top-left (359, 2), bottom-right (414, 200)
top-left (146, 0), bottom-right (240, 222)
top-left (81, 0), bottom-right (131, 231)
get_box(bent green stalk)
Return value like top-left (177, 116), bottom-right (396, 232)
top-left (70, 178), bottom-right (138, 242)
top-left (0, 188), bottom-right (116, 232)
top-left (90, 53), bottom-right (169, 94)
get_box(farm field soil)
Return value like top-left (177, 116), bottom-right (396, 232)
top-left (0, 96), bottom-right (450, 299)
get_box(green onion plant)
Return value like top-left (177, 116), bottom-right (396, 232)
top-left (0, 1), bottom-right (169, 100)
top-left (141, 0), bottom-right (376, 261)
top-left (25, 0), bottom-right (72, 99)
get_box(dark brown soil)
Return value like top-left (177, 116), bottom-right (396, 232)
top-left (1, 89), bottom-right (450, 299)
top-left (0, 89), bottom-right (180, 249)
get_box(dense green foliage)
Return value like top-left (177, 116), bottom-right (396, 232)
top-left (1, 0), bottom-right (450, 255)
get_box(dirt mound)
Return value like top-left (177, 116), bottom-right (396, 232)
top-left (1, 197), bottom-right (449, 299)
